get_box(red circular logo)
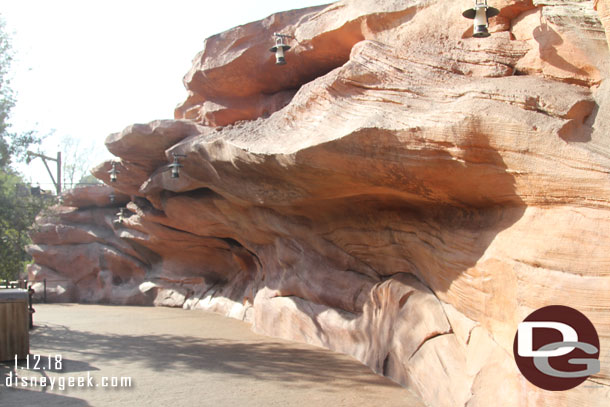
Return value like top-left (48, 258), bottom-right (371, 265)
top-left (513, 305), bottom-right (600, 391)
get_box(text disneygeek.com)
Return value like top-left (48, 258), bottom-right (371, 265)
top-left (2, 354), bottom-right (132, 391)
top-left (5, 371), bottom-right (132, 391)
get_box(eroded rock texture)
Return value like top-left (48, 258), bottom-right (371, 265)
top-left (29, 1), bottom-right (610, 406)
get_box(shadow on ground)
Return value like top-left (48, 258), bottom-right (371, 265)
top-left (0, 362), bottom-right (91, 406)
top-left (30, 322), bottom-right (395, 391)
top-left (0, 387), bottom-right (91, 406)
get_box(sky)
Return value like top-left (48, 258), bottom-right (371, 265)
top-left (0, 0), bottom-right (328, 189)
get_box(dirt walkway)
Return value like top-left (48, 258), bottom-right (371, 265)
top-left (1, 304), bottom-right (425, 406)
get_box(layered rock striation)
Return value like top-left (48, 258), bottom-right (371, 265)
top-left (29, 1), bottom-right (610, 406)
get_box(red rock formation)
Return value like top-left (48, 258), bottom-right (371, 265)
top-left (596, 0), bottom-right (610, 48)
top-left (30, 1), bottom-right (610, 406)
top-left (61, 185), bottom-right (129, 208)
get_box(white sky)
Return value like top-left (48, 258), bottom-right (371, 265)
top-left (0, 0), bottom-right (328, 189)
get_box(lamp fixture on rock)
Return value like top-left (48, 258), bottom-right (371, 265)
top-left (169, 153), bottom-right (187, 179)
top-left (269, 33), bottom-right (292, 65)
top-left (462, 0), bottom-right (499, 38)
top-left (108, 161), bottom-right (120, 183)
top-left (116, 208), bottom-right (126, 224)
top-left (109, 191), bottom-right (116, 204)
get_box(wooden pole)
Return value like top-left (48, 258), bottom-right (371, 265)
top-left (56, 151), bottom-right (62, 195)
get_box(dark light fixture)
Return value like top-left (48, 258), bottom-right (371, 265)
top-left (169, 153), bottom-right (186, 179)
top-left (269, 33), bottom-right (292, 65)
top-left (116, 208), bottom-right (126, 224)
top-left (108, 161), bottom-right (120, 183)
top-left (109, 191), bottom-right (116, 204)
top-left (462, 0), bottom-right (499, 38)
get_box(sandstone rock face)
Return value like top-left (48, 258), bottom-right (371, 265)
top-left (30, 1), bottom-right (610, 406)
top-left (61, 185), bottom-right (130, 208)
top-left (28, 202), bottom-right (151, 304)
top-left (596, 0), bottom-right (610, 47)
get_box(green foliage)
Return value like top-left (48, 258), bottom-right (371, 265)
top-left (0, 171), bottom-right (50, 281)
top-left (0, 15), bottom-right (48, 281)
top-left (0, 15), bottom-right (41, 170)
top-left (77, 174), bottom-right (102, 186)
top-left (0, 16), bottom-right (14, 168)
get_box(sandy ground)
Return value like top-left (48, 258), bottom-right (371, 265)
top-left (0, 304), bottom-right (425, 407)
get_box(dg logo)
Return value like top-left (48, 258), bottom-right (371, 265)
top-left (513, 305), bottom-right (601, 391)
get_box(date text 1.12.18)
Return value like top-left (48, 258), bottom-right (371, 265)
top-left (15, 354), bottom-right (63, 371)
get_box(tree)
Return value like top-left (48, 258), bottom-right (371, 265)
top-left (0, 16), bottom-right (40, 170)
top-left (0, 171), bottom-right (50, 282)
top-left (61, 135), bottom-right (98, 188)
top-left (0, 16), bottom-right (14, 168)
top-left (77, 174), bottom-right (102, 187)
top-left (0, 15), bottom-right (48, 282)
